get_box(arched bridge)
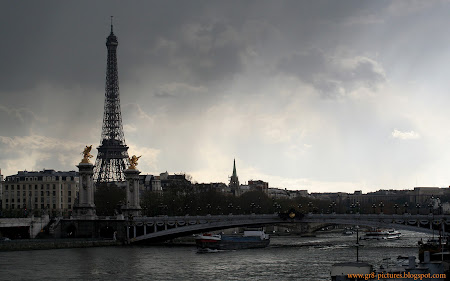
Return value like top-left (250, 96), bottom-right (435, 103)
top-left (127, 213), bottom-right (450, 243)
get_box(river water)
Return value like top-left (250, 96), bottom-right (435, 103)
top-left (0, 230), bottom-right (427, 280)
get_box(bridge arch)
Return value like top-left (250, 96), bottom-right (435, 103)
top-left (124, 214), bottom-right (450, 243)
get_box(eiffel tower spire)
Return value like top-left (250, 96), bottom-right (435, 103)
top-left (93, 21), bottom-right (129, 183)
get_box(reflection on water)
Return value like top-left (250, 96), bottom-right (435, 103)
top-left (0, 230), bottom-right (428, 281)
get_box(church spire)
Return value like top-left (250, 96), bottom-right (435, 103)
top-left (229, 158), bottom-right (240, 196)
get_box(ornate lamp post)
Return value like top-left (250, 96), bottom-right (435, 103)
top-left (216, 205), bottom-right (222, 215)
top-left (428, 203), bottom-right (433, 215)
top-left (298, 203), bottom-right (302, 213)
top-left (331, 201), bottom-right (337, 214)
top-left (356, 201), bottom-right (360, 214)
top-left (372, 204), bottom-right (376, 214)
top-left (235, 205), bottom-right (241, 214)
top-left (250, 202), bottom-right (255, 214)
top-left (394, 204), bottom-right (399, 215)
top-left (308, 202), bottom-right (313, 213)
top-left (206, 204), bottom-right (211, 215)
top-left (228, 203), bottom-right (234, 215)
top-left (416, 203), bottom-right (421, 215)
top-left (404, 202), bottom-right (409, 214)
top-left (378, 202), bottom-right (384, 214)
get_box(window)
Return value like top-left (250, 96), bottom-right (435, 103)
top-left (23, 191), bottom-right (26, 196)
top-left (68, 191), bottom-right (72, 196)
top-left (41, 204), bottom-right (44, 209)
top-left (11, 204), bottom-right (14, 209)
top-left (41, 191), bottom-right (43, 196)
top-left (35, 185), bottom-right (38, 190)
top-left (46, 191), bottom-right (50, 196)
top-left (11, 185), bottom-right (14, 190)
top-left (35, 198), bottom-right (38, 203)
top-left (5, 199), bottom-right (8, 203)
top-left (68, 204), bottom-right (71, 209)
top-left (53, 184), bottom-right (56, 190)
top-left (41, 197), bottom-right (44, 203)
top-left (11, 198), bottom-right (14, 203)
top-left (17, 185), bottom-right (20, 190)
top-left (17, 198), bottom-right (20, 203)
top-left (5, 185), bottom-right (8, 190)
top-left (68, 197), bottom-right (71, 203)
top-left (53, 204), bottom-right (56, 209)
top-left (46, 184), bottom-right (50, 190)
top-left (40, 185), bottom-right (43, 190)
top-left (35, 204), bottom-right (38, 209)
top-left (5, 204), bottom-right (9, 209)
top-left (52, 191), bottom-right (56, 196)
top-left (17, 191), bottom-right (20, 196)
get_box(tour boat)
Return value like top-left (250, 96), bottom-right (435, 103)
top-left (195, 229), bottom-right (270, 250)
top-left (360, 228), bottom-right (401, 240)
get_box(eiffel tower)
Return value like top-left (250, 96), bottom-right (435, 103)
top-left (94, 20), bottom-right (129, 183)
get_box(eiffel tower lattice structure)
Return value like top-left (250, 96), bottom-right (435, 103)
top-left (94, 21), bottom-right (129, 183)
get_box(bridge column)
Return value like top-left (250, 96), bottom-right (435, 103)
top-left (74, 161), bottom-right (96, 219)
top-left (133, 226), bottom-right (136, 238)
top-left (122, 168), bottom-right (142, 218)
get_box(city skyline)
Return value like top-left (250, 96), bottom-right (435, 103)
top-left (1, 1), bottom-right (450, 192)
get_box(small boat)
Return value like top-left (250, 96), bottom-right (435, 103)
top-left (342, 228), bottom-right (354, 235)
top-left (195, 229), bottom-right (270, 250)
top-left (360, 228), bottom-right (401, 240)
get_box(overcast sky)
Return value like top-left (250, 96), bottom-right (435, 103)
top-left (2, 1), bottom-right (450, 192)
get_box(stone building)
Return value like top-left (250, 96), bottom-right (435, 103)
top-left (248, 180), bottom-right (269, 195)
top-left (1, 170), bottom-right (78, 215)
top-left (139, 174), bottom-right (162, 193)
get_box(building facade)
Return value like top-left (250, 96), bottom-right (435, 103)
top-left (1, 170), bottom-right (79, 215)
top-left (248, 180), bottom-right (269, 195)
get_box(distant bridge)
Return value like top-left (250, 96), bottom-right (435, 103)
top-left (126, 213), bottom-right (450, 243)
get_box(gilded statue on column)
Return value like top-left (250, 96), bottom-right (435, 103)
top-left (128, 155), bottom-right (141, 169)
top-left (81, 145), bottom-right (93, 163)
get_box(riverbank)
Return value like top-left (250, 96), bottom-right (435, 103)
top-left (0, 238), bottom-right (123, 251)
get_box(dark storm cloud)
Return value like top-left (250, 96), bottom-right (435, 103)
top-left (278, 49), bottom-right (386, 98)
top-left (0, 105), bottom-right (45, 136)
top-left (0, 0), bottom-right (386, 96)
